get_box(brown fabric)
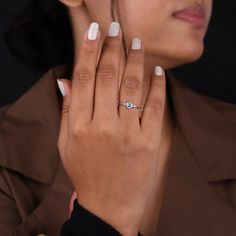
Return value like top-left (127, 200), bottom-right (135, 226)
top-left (0, 64), bottom-right (236, 235)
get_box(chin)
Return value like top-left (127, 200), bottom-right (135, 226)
top-left (163, 40), bottom-right (205, 69)
top-left (183, 41), bottom-right (204, 62)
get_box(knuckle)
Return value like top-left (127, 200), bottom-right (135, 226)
top-left (121, 132), bottom-right (141, 151)
top-left (144, 142), bottom-right (156, 154)
top-left (122, 132), bottom-right (132, 145)
top-left (103, 38), bottom-right (121, 53)
top-left (73, 68), bottom-right (92, 86)
top-left (149, 99), bottom-right (165, 114)
top-left (96, 64), bottom-right (116, 82)
top-left (130, 50), bottom-right (144, 63)
top-left (97, 125), bottom-right (114, 141)
top-left (61, 104), bottom-right (69, 116)
top-left (82, 42), bottom-right (97, 56)
top-left (71, 124), bottom-right (87, 138)
top-left (122, 76), bottom-right (141, 91)
top-left (136, 137), bottom-right (155, 154)
top-left (152, 77), bottom-right (166, 89)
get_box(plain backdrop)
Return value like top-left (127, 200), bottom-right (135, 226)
top-left (173, 0), bottom-right (236, 104)
top-left (0, 0), bottom-right (236, 107)
top-left (0, 0), bottom-right (42, 107)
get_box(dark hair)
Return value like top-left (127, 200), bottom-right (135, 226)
top-left (5, 0), bottom-right (126, 74)
top-left (5, 0), bottom-right (74, 73)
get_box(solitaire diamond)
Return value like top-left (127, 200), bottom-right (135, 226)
top-left (126, 101), bottom-right (135, 109)
top-left (118, 100), bottom-right (142, 111)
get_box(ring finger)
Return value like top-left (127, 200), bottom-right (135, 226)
top-left (118, 38), bottom-right (144, 127)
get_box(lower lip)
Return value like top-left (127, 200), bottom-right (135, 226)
top-left (173, 11), bottom-right (206, 28)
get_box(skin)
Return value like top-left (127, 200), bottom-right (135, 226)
top-left (57, 0), bottom-right (212, 235)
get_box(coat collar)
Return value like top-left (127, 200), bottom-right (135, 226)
top-left (0, 64), bottom-right (71, 184)
top-left (167, 72), bottom-right (236, 182)
top-left (0, 63), bottom-right (235, 184)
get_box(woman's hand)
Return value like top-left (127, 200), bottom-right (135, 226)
top-left (57, 21), bottom-right (166, 236)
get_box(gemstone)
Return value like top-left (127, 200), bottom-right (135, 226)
top-left (126, 101), bottom-right (135, 109)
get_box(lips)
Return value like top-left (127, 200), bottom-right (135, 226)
top-left (173, 5), bottom-right (206, 28)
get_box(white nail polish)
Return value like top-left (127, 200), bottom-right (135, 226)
top-left (88, 22), bottom-right (99, 40)
top-left (131, 38), bottom-right (142, 50)
top-left (108, 22), bottom-right (120, 37)
top-left (155, 66), bottom-right (163, 76)
top-left (57, 79), bottom-right (66, 96)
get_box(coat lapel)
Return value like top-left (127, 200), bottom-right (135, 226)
top-left (167, 73), bottom-right (236, 182)
top-left (0, 64), bottom-right (71, 184)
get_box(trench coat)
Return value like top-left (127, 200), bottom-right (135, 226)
top-left (0, 64), bottom-right (236, 236)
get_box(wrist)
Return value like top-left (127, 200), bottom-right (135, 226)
top-left (107, 216), bottom-right (140, 236)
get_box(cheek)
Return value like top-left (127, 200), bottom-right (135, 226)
top-left (119, 0), bottom-right (165, 35)
top-left (119, 0), bottom-right (206, 65)
top-left (148, 23), bottom-right (205, 66)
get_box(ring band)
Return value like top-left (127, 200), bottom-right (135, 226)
top-left (118, 101), bottom-right (142, 110)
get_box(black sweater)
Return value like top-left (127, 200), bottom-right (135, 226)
top-left (61, 200), bottom-right (143, 236)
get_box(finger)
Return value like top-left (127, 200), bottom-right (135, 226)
top-left (118, 38), bottom-right (144, 128)
top-left (70, 22), bottom-right (101, 125)
top-left (57, 79), bottom-right (72, 150)
top-left (93, 22), bottom-right (122, 120)
top-left (141, 67), bottom-right (166, 140)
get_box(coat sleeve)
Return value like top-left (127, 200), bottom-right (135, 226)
top-left (0, 167), bottom-right (143, 236)
top-left (0, 168), bottom-right (22, 235)
top-left (61, 200), bottom-right (143, 236)
top-left (0, 167), bottom-right (72, 236)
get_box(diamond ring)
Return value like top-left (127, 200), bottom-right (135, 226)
top-left (118, 101), bottom-right (142, 111)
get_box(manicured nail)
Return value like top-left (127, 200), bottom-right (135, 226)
top-left (131, 38), bottom-right (142, 50)
top-left (155, 66), bottom-right (163, 76)
top-left (57, 79), bottom-right (66, 96)
top-left (88, 22), bottom-right (99, 40)
top-left (108, 22), bottom-right (120, 37)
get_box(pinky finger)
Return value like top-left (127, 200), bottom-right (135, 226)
top-left (57, 78), bottom-right (72, 119)
top-left (57, 79), bottom-right (72, 151)
top-left (140, 66), bottom-right (166, 138)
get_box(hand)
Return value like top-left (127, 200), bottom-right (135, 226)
top-left (57, 21), bottom-right (166, 236)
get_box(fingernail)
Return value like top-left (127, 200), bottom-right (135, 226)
top-left (154, 66), bottom-right (163, 76)
top-left (108, 22), bottom-right (120, 37)
top-left (88, 22), bottom-right (99, 40)
top-left (57, 79), bottom-right (66, 96)
top-left (131, 38), bottom-right (142, 50)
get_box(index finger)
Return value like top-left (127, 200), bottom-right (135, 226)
top-left (70, 22), bottom-right (101, 124)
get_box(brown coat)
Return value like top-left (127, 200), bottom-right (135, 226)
top-left (0, 64), bottom-right (236, 236)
